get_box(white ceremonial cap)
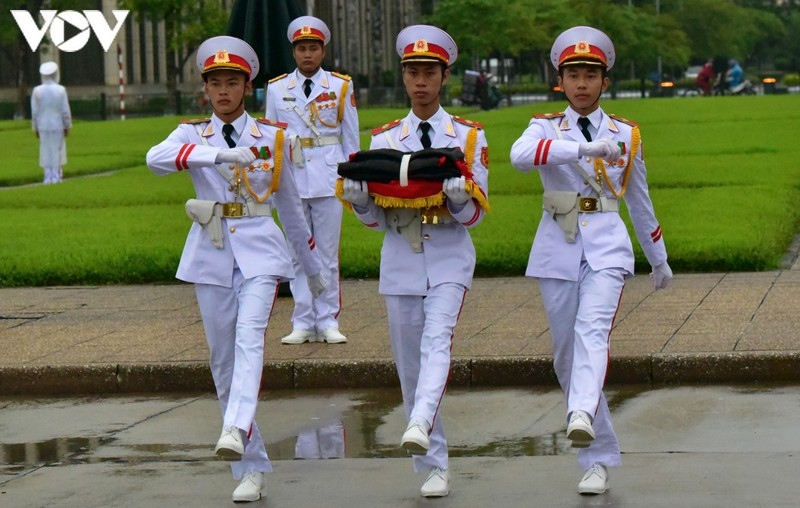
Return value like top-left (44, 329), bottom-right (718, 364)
top-left (39, 61), bottom-right (58, 76)
top-left (396, 25), bottom-right (458, 66)
top-left (550, 26), bottom-right (615, 71)
top-left (195, 35), bottom-right (259, 81)
top-left (287, 16), bottom-right (330, 45)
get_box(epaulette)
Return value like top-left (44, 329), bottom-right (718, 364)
top-left (268, 73), bottom-right (288, 84)
top-left (331, 71), bottom-right (352, 81)
top-left (608, 113), bottom-right (639, 127)
top-left (452, 115), bottom-right (483, 129)
top-left (256, 118), bottom-right (288, 129)
top-left (180, 118), bottom-right (211, 124)
top-left (371, 119), bottom-right (401, 135)
top-left (532, 112), bottom-right (565, 119)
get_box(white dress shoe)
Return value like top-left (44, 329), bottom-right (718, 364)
top-left (420, 467), bottom-right (450, 497)
top-left (567, 410), bottom-right (595, 448)
top-left (215, 426), bottom-right (244, 461)
top-left (232, 472), bottom-right (264, 502)
top-left (319, 327), bottom-right (347, 344)
top-left (401, 419), bottom-right (430, 455)
top-left (578, 464), bottom-right (608, 495)
top-left (281, 329), bottom-right (317, 344)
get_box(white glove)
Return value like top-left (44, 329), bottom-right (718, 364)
top-left (341, 178), bottom-right (369, 208)
top-left (578, 138), bottom-right (621, 162)
top-left (650, 262), bottom-right (673, 290)
top-left (307, 272), bottom-right (328, 298)
top-left (442, 176), bottom-right (471, 205)
top-left (216, 147), bottom-right (257, 165)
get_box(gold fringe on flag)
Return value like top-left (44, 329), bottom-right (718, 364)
top-left (335, 177), bottom-right (490, 213)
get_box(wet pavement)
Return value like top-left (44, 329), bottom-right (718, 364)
top-left (3, 272), bottom-right (800, 505)
top-left (1, 385), bottom-right (798, 507)
top-left (2, 273), bottom-right (800, 395)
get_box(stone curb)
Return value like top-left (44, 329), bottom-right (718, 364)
top-left (2, 351), bottom-right (798, 396)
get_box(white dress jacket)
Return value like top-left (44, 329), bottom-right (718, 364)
top-left (146, 115), bottom-right (321, 287)
top-left (510, 107), bottom-right (667, 281)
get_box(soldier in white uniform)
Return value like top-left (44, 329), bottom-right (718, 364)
top-left (509, 26), bottom-right (673, 496)
top-left (31, 61), bottom-right (71, 184)
top-left (340, 25), bottom-right (489, 498)
top-left (266, 15), bottom-right (360, 345)
top-left (146, 36), bottom-right (326, 503)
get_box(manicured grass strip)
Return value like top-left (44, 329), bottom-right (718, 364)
top-left (1, 95), bottom-right (799, 286)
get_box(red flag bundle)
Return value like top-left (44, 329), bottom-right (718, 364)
top-left (336, 147), bottom-right (487, 210)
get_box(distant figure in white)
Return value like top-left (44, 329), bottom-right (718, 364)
top-left (31, 61), bottom-right (71, 184)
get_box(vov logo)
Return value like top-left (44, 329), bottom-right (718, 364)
top-left (11, 10), bottom-right (130, 52)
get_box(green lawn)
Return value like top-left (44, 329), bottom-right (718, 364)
top-left (2, 94), bottom-right (799, 286)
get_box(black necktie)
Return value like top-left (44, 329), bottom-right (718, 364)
top-left (303, 78), bottom-right (313, 98)
top-left (578, 117), bottom-right (592, 142)
top-left (222, 123), bottom-right (236, 148)
top-left (419, 121), bottom-right (432, 149)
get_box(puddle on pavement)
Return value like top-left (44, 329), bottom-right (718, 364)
top-left (0, 436), bottom-right (115, 474)
top-left (0, 385), bottom-right (650, 471)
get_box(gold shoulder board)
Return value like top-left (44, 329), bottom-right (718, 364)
top-left (331, 71), bottom-right (352, 81)
top-left (452, 115), bottom-right (484, 129)
top-left (180, 118), bottom-right (211, 125)
top-left (256, 118), bottom-right (288, 129)
top-left (371, 119), bottom-right (401, 135)
top-left (607, 113), bottom-right (639, 127)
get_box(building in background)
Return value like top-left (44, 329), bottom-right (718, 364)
top-left (0, 0), bottom-right (433, 115)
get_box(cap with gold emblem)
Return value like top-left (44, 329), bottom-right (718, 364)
top-left (195, 35), bottom-right (260, 81)
top-left (395, 24), bottom-right (457, 66)
top-left (287, 16), bottom-right (331, 45)
top-left (550, 26), bottom-right (615, 71)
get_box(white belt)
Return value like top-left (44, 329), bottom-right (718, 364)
top-left (578, 196), bottom-right (619, 213)
top-left (220, 201), bottom-right (272, 218)
top-left (577, 196), bottom-right (619, 213)
top-left (421, 214), bottom-right (454, 225)
top-left (299, 136), bottom-right (341, 148)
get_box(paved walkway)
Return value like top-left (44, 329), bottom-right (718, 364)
top-left (2, 271), bottom-right (800, 395)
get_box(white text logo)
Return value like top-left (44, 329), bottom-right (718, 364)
top-left (11, 10), bottom-right (129, 52)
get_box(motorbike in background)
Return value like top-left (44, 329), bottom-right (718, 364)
top-left (729, 79), bottom-right (756, 95)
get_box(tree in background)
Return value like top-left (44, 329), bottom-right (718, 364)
top-left (427, 0), bottom-right (580, 87)
top-left (119, 0), bottom-right (228, 112)
top-left (777, 9), bottom-right (800, 75)
top-left (426, 0), bottom-right (795, 87)
top-left (427, 0), bottom-right (692, 85)
top-left (0, 0), bottom-right (45, 119)
top-left (670, 0), bottom-right (783, 67)
top-left (1, 0), bottom-right (103, 119)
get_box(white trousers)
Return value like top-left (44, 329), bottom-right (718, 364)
top-left (195, 269), bottom-right (277, 479)
top-left (42, 167), bottom-right (62, 184)
top-left (385, 282), bottom-right (466, 472)
top-left (288, 196), bottom-right (343, 331)
top-left (538, 261), bottom-right (624, 470)
top-left (39, 130), bottom-right (65, 184)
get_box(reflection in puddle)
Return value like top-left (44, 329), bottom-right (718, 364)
top-left (451, 432), bottom-right (573, 458)
top-left (0, 427), bottom-right (572, 471)
top-left (0, 436), bottom-right (113, 473)
top-left (2, 387), bottom-right (633, 470)
top-left (294, 420), bottom-right (346, 459)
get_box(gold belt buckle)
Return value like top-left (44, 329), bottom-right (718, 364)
top-left (299, 138), bottom-right (316, 148)
top-left (222, 202), bottom-right (244, 218)
top-left (579, 197), bottom-right (598, 212)
top-left (421, 214), bottom-right (439, 225)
